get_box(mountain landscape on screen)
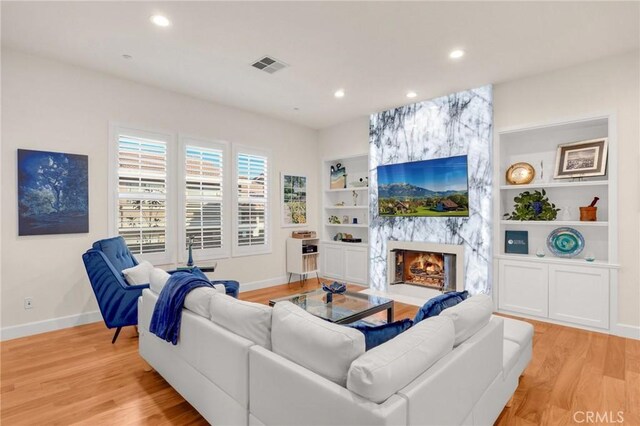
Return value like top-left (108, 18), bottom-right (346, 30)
top-left (377, 156), bottom-right (469, 217)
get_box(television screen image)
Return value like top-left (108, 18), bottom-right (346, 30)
top-left (377, 155), bottom-right (469, 217)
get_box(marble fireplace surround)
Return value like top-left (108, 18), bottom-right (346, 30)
top-left (368, 85), bottom-right (493, 297)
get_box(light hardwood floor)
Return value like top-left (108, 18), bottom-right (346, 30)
top-left (1, 279), bottom-right (638, 425)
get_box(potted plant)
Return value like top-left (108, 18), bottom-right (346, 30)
top-left (503, 189), bottom-right (560, 221)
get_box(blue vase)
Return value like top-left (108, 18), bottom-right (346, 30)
top-left (532, 201), bottom-right (543, 217)
top-left (187, 241), bottom-right (194, 267)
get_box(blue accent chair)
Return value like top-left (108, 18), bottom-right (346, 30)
top-left (83, 236), bottom-right (241, 342)
top-left (82, 236), bottom-right (149, 344)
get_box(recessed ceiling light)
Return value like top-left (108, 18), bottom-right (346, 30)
top-left (406, 91), bottom-right (417, 99)
top-left (122, 54), bottom-right (133, 60)
top-left (150, 15), bottom-right (171, 27)
top-left (334, 89), bottom-right (345, 98)
top-left (449, 49), bottom-right (465, 59)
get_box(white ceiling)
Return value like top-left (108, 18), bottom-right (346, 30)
top-left (2, 2), bottom-right (639, 129)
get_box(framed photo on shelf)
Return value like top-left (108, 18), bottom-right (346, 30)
top-left (330, 165), bottom-right (347, 189)
top-left (554, 138), bottom-right (608, 179)
top-left (281, 173), bottom-right (307, 227)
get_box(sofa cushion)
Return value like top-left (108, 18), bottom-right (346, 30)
top-left (441, 294), bottom-right (493, 346)
top-left (185, 285), bottom-right (225, 318)
top-left (271, 301), bottom-right (365, 386)
top-left (349, 318), bottom-right (413, 350)
top-left (503, 339), bottom-right (520, 379)
top-left (210, 293), bottom-right (273, 349)
top-left (347, 316), bottom-right (455, 403)
top-left (413, 291), bottom-right (469, 324)
top-left (149, 268), bottom-right (170, 294)
top-left (503, 317), bottom-right (534, 348)
top-left (122, 260), bottom-right (154, 285)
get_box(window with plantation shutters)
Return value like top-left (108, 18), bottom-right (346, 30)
top-left (182, 140), bottom-right (227, 258)
top-left (234, 147), bottom-right (271, 255)
top-left (116, 134), bottom-right (168, 257)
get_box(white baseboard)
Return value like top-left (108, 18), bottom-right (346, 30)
top-left (1, 275), bottom-right (293, 341)
top-left (1, 310), bottom-right (103, 341)
top-left (613, 322), bottom-right (640, 340)
top-left (239, 275), bottom-right (288, 292)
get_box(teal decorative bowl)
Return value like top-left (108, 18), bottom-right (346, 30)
top-left (546, 227), bottom-right (585, 258)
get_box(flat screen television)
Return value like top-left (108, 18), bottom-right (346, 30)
top-left (377, 155), bottom-right (469, 217)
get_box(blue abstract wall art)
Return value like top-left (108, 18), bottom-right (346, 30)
top-left (18, 149), bottom-right (89, 236)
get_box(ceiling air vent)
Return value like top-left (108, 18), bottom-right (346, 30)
top-left (251, 56), bottom-right (288, 74)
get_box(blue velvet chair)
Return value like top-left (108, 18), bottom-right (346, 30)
top-left (82, 236), bottom-right (148, 343)
top-left (83, 236), bottom-right (240, 343)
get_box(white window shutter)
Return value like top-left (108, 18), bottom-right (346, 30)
top-left (117, 135), bottom-right (168, 256)
top-left (234, 149), bottom-right (270, 255)
top-left (184, 144), bottom-right (225, 256)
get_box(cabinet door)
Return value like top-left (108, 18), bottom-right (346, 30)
top-left (498, 260), bottom-right (548, 317)
top-left (549, 265), bottom-right (609, 329)
top-left (344, 247), bottom-right (368, 285)
top-left (322, 244), bottom-right (344, 280)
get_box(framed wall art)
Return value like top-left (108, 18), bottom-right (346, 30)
top-left (281, 173), bottom-right (307, 227)
top-left (18, 149), bottom-right (89, 236)
top-left (554, 138), bottom-right (608, 179)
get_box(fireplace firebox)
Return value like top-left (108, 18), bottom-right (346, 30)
top-left (391, 249), bottom-right (457, 292)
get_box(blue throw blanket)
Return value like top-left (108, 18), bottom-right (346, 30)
top-left (149, 272), bottom-right (212, 345)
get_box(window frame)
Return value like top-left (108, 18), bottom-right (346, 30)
top-left (232, 144), bottom-right (272, 257)
top-left (109, 123), bottom-right (177, 266)
top-left (178, 135), bottom-right (231, 263)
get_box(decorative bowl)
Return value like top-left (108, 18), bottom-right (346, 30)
top-left (546, 227), bottom-right (585, 258)
top-left (322, 281), bottom-right (347, 294)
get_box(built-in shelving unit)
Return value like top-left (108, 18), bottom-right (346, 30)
top-left (321, 154), bottom-right (369, 285)
top-left (499, 220), bottom-right (608, 227)
top-left (493, 114), bottom-right (618, 333)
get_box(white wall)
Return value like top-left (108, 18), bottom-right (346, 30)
top-left (1, 49), bottom-right (319, 335)
top-left (318, 118), bottom-right (369, 159)
top-left (319, 51), bottom-right (640, 329)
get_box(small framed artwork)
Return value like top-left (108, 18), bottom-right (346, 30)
top-left (554, 138), bottom-right (608, 179)
top-left (505, 230), bottom-right (529, 254)
top-left (281, 173), bottom-right (307, 227)
top-left (330, 164), bottom-right (347, 189)
top-left (18, 149), bottom-right (89, 236)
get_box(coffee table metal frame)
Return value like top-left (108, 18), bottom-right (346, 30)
top-left (269, 289), bottom-right (394, 324)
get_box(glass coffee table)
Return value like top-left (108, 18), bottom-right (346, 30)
top-left (269, 289), bottom-right (394, 324)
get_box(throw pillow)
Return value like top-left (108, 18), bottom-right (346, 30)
top-left (413, 291), bottom-right (469, 324)
top-left (149, 268), bottom-right (171, 293)
top-left (348, 318), bottom-right (414, 350)
top-left (122, 260), bottom-right (154, 285)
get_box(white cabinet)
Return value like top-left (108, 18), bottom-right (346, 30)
top-left (344, 247), bottom-right (368, 284)
top-left (498, 260), bottom-right (549, 317)
top-left (322, 243), bottom-right (344, 280)
top-left (321, 242), bottom-right (367, 285)
top-left (549, 265), bottom-right (609, 329)
top-left (497, 258), bottom-right (611, 331)
top-left (320, 154), bottom-right (369, 286)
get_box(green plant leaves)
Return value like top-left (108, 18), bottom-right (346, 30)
top-left (503, 189), bottom-right (560, 221)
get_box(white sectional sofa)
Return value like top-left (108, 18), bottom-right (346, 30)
top-left (138, 287), bottom-right (533, 426)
